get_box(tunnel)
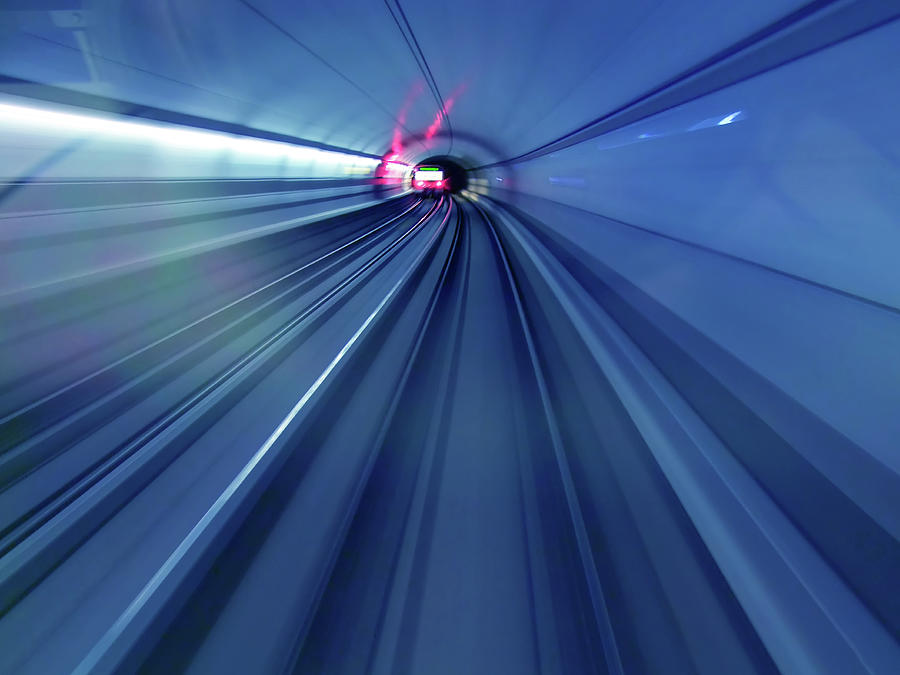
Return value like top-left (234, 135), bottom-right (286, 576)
top-left (0, 2), bottom-right (898, 674)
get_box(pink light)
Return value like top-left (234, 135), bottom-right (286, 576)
top-left (424, 91), bottom-right (462, 141)
top-left (425, 110), bottom-right (443, 140)
top-left (388, 81), bottom-right (426, 159)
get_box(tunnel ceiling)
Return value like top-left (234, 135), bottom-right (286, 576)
top-left (0, 0), bottom-right (808, 166)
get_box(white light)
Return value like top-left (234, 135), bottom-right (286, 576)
top-left (383, 160), bottom-right (408, 177)
top-left (414, 169), bottom-right (443, 182)
top-left (717, 111), bottom-right (742, 126)
top-left (0, 99), bottom-right (379, 166)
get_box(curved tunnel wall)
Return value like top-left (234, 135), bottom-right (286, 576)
top-left (476, 13), bottom-right (900, 513)
top-left (465, 13), bottom-right (900, 669)
top-left (0, 1), bottom-right (898, 673)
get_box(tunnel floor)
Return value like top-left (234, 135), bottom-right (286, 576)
top-left (0, 191), bottom-right (890, 674)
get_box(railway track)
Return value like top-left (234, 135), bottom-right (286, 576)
top-left (1, 191), bottom-right (896, 674)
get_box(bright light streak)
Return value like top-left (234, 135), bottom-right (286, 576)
top-left (384, 161), bottom-right (407, 176)
top-left (415, 169), bottom-right (443, 182)
top-left (717, 111), bottom-right (742, 126)
top-left (0, 100), bottom-right (380, 166)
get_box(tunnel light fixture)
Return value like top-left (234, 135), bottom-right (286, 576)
top-left (0, 99), bottom-right (380, 166)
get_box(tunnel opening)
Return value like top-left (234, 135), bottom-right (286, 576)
top-left (416, 155), bottom-right (468, 193)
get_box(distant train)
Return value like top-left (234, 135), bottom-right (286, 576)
top-left (412, 165), bottom-right (446, 196)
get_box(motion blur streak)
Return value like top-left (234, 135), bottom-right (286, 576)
top-left (0, 2), bottom-right (898, 674)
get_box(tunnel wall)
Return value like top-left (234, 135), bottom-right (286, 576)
top-left (0, 95), bottom-right (408, 297)
top-left (476, 19), bottom-right (900, 467)
top-left (482, 19), bottom-right (900, 302)
top-left (466, 17), bottom-right (900, 635)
